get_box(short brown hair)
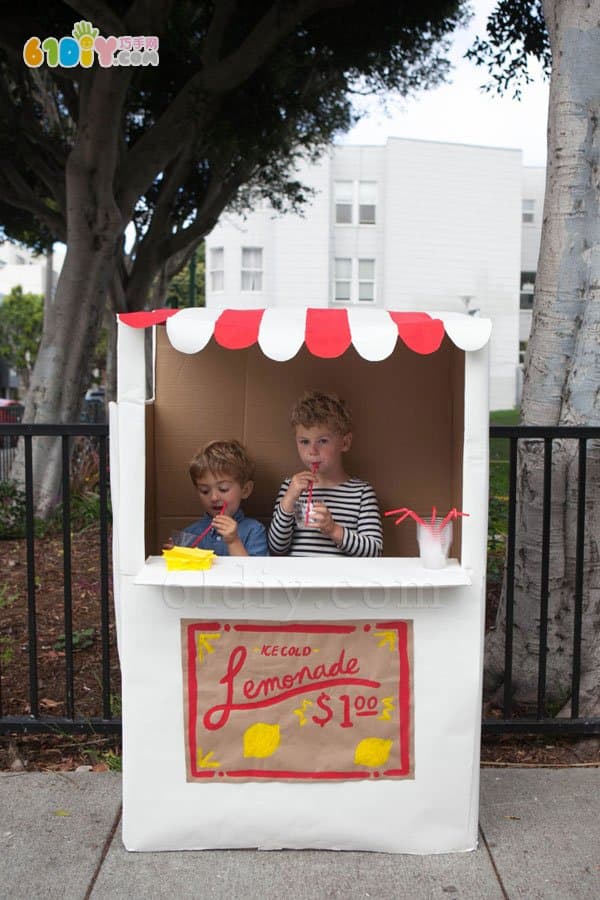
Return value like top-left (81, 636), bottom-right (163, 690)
top-left (189, 440), bottom-right (255, 486)
top-left (290, 391), bottom-right (353, 436)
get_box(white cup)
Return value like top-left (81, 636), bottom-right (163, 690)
top-left (416, 518), bottom-right (453, 569)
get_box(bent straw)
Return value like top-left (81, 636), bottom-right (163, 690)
top-left (305, 462), bottom-right (319, 525)
top-left (384, 508), bottom-right (426, 526)
top-left (190, 501), bottom-right (228, 547)
top-left (439, 507), bottom-right (470, 531)
top-left (384, 506), bottom-right (468, 531)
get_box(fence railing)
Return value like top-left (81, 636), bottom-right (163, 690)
top-left (1, 423), bottom-right (599, 737)
top-left (0, 423), bottom-right (115, 734)
top-left (483, 425), bottom-right (600, 736)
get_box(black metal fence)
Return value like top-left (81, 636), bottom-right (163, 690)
top-left (0, 423), bottom-right (115, 734)
top-left (483, 425), bottom-right (600, 736)
top-left (0, 423), bottom-right (599, 737)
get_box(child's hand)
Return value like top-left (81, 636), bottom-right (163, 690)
top-left (212, 514), bottom-right (248, 556)
top-left (312, 502), bottom-right (344, 545)
top-left (281, 470), bottom-right (318, 512)
top-left (211, 514), bottom-right (239, 545)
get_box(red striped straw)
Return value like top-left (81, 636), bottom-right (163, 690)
top-left (191, 502), bottom-right (227, 547)
top-left (305, 463), bottom-right (319, 525)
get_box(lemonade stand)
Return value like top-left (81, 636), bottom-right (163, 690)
top-left (111, 306), bottom-right (490, 852)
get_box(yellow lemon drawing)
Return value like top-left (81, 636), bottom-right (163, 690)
top-left (354, 737), bottom-right (393, 768)
top-left (243, 723), bottom-right (281, 759)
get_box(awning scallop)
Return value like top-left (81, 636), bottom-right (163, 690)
top-left (118, 307), bottom-right (491, 359)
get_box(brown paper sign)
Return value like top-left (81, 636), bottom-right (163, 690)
top-left (181, 619), bottom-right (413, 782)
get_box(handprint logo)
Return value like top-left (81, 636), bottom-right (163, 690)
top-left (72, 20), bottom-right (99, 68)
top-left (72, 20), bottom-right (99, 42)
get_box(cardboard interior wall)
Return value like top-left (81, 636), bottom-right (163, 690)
top-left (146, 326), bottom-right (465, 557)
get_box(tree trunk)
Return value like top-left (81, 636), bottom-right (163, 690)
top-left (104, 302), bottom-right (118, 405)
top-left (12, 71), bottom-right (128, 515)
top-left (14, 231), bottom-right (119, 513)
top-left (485, 0), bottom-right (600, 717)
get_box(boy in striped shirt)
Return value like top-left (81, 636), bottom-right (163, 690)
top-left (268, 392), bottom-right (383, 557)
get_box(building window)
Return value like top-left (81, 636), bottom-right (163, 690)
top-left (522, 198), bottom-right (535, 224)
top-left (520, 271), bottom-right (535, 309)
top-left (334, 258), bottom-right (352, 301)
top-left (209, 247), bottom-right (224, 292)
top-left (358, 182), bottom-right (376, 225)
top-left (335, 182), bottom-right (353, 224)
top-left (335, 180), bottom-right (377, 225)
top-left (241, 247), bottom-right (263, 291)
top-left (519, 341), bottom-right (528, 365)
top-left (358, 259), bottom-right (375, 301)
top-left (333, 258), bottom-right (376, 304)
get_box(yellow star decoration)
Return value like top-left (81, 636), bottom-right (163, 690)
top-left (196, 747), bottom-right (220, 768)
top-left (374, 630), bottom-right (396, 652)
top-left (293, 699), bottom-right (313, 726)
top-left (196, 632), bottom-right (220, 663)
top-left (378, 696), bottom-right (394, 720)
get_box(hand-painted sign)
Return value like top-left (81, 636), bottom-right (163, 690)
top-left (182, 620), bottom-right (413, 782)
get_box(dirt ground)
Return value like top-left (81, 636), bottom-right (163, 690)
top-left (0, 526), bottom-right (121, 771)
top-left (0, 533), bottom-right (598, 771)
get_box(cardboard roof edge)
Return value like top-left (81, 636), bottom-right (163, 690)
top-left (118, 308), bottom-right (492, 361)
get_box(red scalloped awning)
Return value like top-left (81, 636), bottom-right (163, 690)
top-left (118, 307), bottom-right (491, 359)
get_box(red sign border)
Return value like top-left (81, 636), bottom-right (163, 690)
top-left (185, 620), bottom-right (412, 781)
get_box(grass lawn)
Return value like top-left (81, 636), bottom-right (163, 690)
top-left (488, 408), bottom-right (519, 581)
top-left (490, 408), bottom-right (519, 497)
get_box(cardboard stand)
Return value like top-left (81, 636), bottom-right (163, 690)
top-left (111, 307), bottom-right (490, 853)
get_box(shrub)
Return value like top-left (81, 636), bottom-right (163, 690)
top-left (0, 480), bottom-right (28, 538)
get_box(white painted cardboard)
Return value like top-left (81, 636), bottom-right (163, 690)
top-left (111, 312), bottom-right (490, 853)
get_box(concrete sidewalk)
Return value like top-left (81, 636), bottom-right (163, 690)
top-left (1, 768), bottom-right (598, 899)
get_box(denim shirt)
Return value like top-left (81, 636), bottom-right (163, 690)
top-left (185, 508), bottom-right (268, 557)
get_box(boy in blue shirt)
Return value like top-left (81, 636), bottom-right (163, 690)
top-left (183, 440), bottom-right (268, 557)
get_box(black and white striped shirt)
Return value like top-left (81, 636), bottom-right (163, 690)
top-left (268, 477), bottom-right (383, 557)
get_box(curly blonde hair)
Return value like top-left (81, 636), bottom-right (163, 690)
top-left (189, 440), bottom-right (255, 486)
top-left (290, 391), bottom-right (353, 435)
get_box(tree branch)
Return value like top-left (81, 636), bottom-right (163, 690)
top-left (203, 0), bottom-right (354, 92)
top-left (117, 0), bottom-right (354, 215)
top-left (63, 0), bottom-right (125, 36)
top-left (110, 258), bottom-right (129, 314)
top-left (202, 0), bottom-right (238, 68)
top-left (124, 146), bottom-right (194, 301)
top-left (165, 159), bottom-right (258, 261)
top-left (0, 165), bottom-right (65, 239)
top-left (116, 90), bottom-right (218, 217)
top-left (125, 0), bottom-right (177, 35)
top-left (21, 144), bottom-right (66, 215)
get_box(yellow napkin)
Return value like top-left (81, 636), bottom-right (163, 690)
top-left (162, 546), bottom-right (216, 571)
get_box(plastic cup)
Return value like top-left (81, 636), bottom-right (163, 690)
top-left (417, 518), bottom-right (453, 569)
top-left (294, 498), bottom-right (318, 528)
top-left (170, 529), bottom-right (200, 548)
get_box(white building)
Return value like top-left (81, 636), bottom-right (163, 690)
top-left (206, 138), bottom-right (529, 410)
top-left (0, 242), bottom-right (64, 300)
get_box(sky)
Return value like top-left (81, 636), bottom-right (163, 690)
top-left (337, 0), bottom-right (549, 168)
